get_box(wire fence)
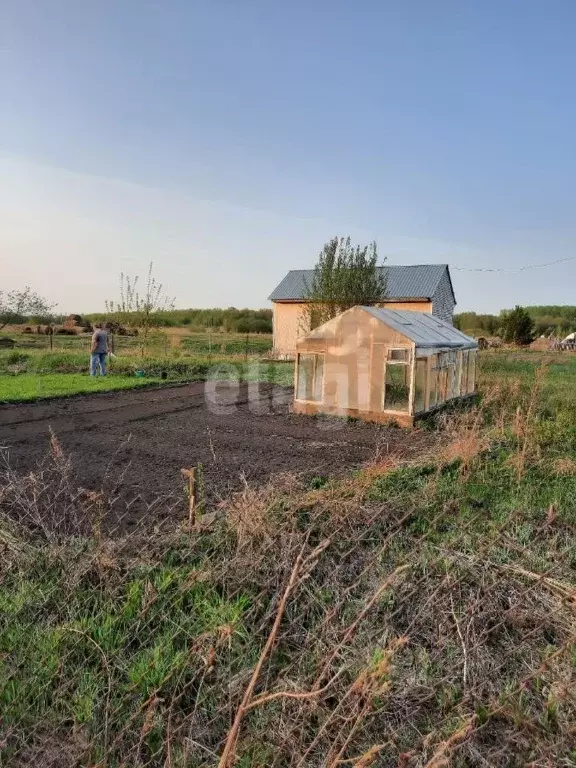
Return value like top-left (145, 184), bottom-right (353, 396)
top-left (2, 330), bottom-right (274, 359)
top-left (0, 388), bottom-right (575, 767)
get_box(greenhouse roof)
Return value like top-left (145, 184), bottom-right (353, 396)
top-left (362, 308), bottom-right (478, 349)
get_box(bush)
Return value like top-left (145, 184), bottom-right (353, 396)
top-left (0, 350), bottom-right (31, 372)
top-left (5, 351), bottom-right (30, 366)
top-left (500, 306), bottom-right (536, 345)
top-left (236, 317), bottom-right (273, 334)
top-left (34, 353), bottom-right (87, 373)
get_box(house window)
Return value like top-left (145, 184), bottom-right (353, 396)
top-left (296, 354), bottom-right (325, 402)
top-left (383, 349), bottom-right (411, 412)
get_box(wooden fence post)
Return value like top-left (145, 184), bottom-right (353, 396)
top-left (181, 467), bottom-right (198, 528)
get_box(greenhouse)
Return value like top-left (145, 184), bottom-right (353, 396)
top-left (293, 307), bottom-right (478, 427)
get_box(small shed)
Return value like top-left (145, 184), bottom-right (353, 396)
top-left (293, 307), bottom-right (478, 427)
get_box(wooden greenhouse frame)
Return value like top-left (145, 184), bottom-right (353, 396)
top-left (293, 307), bottom-right (478, 427)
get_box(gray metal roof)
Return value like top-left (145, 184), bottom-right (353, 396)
top-left (269, 264), bottom-right (451, 302)
top-left (362, 307), bottom-right (478, 349)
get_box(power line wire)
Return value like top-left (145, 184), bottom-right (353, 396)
top-left (452, 254), bottom-right (576, 273)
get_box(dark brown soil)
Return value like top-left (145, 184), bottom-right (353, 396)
top-left (0, 382), bottom-right (438, 528)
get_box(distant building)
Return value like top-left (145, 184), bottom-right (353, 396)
top-left (268, 264), bottom-right (456, 358)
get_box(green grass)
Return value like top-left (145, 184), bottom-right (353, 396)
top-left (0, 349), bottom-right (220, 376)
top-left (478, 350), bottom-right (576, 427)
top-left (0, 374), bottom-right (167, 402)
top-left (0, 330), bottom-right (287, 404)
top-left (181, 333), bottom-right (272, 356)
top-left (0, 550), bottom-right (253, 762)
top-left (0, 355), bottom-right (295, 402)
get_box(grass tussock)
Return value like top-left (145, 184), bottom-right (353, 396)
top-left (0, 351), bottom-right (575, 766)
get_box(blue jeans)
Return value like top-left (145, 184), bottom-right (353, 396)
top-left (90, 352), bottom-right (108, 376)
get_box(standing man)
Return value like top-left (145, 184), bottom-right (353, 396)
top-left (90, 323), bottom-right (109, 376)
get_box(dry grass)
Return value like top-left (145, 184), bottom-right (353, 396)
top-left (0, 430), bottom-right (106, 540)
top-left (554, 457), bottom-right (576, 476)
top-left (439, 413), bottom-right (489, 472)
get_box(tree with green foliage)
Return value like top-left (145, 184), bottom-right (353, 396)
top-left (500, 305), bottom-right (535, 345)
top-left (304, 236), bottom-right (387, 329)
top-left (0, 288), bottom-right (55, 331)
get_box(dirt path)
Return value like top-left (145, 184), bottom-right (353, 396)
top-left (0, 382), bottom-right (437, 527)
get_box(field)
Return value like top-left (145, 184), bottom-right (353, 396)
top-left (0, 382), bottom-right (436, 530)
top-left (0, 328), bottom-right (273, 358)
top-left (1, 350), bottom-right (575, 766)
top-left (0, 329), bottom-right (283, 403)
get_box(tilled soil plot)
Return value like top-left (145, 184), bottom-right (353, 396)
top-left (0, 382), bottom-right (438, 529)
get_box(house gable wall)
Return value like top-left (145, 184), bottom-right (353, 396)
top-left (273, 299), bottom-right (431, 358)
top-left (431, 271), bottom-right (456, 323)
top-left (272, 302), bottom-right (310, 358)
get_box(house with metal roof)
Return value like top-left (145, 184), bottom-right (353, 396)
top-left (268, 264), bottom-right (456, 358)
top-left (293, 307), bottom-right (477, 427)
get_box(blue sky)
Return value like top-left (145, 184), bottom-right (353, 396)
top-left (1, 0), bottom-right (576, 313)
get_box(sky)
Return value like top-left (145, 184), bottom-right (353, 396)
top-left (1, 0), bottom-right (576, 314)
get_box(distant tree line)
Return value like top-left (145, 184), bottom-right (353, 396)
top-left (86, 307), bottom-right (273, 334)
top-left (454, 305), bottom-right (576, 339)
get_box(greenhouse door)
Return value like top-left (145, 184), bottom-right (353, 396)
top-left (383, 348), bottom-right (411, 413)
